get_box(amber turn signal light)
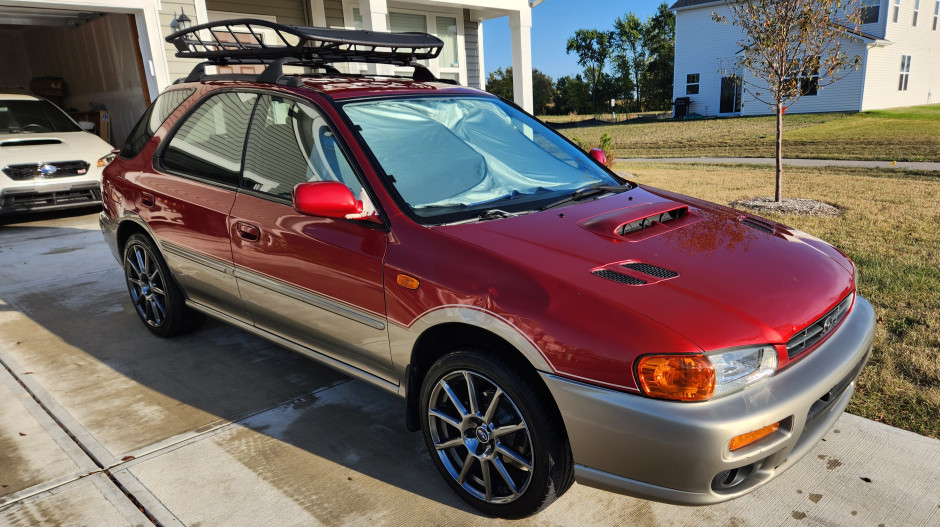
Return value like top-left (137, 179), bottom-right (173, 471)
top-left (636, 355), bottom-right (715, 401)
top-left (729, 422), bottom-right (781, 451)
top-left (396, 274), bottom-right (420, 290)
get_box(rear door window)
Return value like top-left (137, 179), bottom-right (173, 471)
top-left (161, 91), bottom-right (258, 186)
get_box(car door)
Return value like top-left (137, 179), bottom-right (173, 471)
top-left (228, 93), bottom-right (393, 381)
top-left (139, 90), bottom-right (259, 323)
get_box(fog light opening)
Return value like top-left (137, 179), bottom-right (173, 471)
top-left (711, 463), bottom-right (754, 491)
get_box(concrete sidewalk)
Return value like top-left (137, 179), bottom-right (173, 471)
top-left (617, 157), bottom-right (940, 171)
top-left (1, 210), bottom-right (939, 526)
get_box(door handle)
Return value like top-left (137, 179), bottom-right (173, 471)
top-left (140, 192), bottom-right (155, 208)
top-left (235, 221), bottom-right (261, 242)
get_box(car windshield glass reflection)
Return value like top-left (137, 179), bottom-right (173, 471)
top-left (0, 100), bottom-right (81, 134)
top-left (342, 96), bottom-right (621, 222)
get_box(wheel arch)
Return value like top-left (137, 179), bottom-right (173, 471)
top-left (395, 312), bottom-right (559, 434)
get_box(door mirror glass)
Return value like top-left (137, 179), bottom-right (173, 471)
top-left (589, 148), bottom-right (608, 166)
top-left (294, 181), bottom-right (363, 218)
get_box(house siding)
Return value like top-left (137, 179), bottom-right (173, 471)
top-left (324, 0), bottom-right (345, 28)
top-left (862, 0), bottom-right (940, 109)
top-left (673, 0), bottom-right (939, 115)
top-left (206, 0), bottom-right (309, 25)
top-left (672, 4), bottom-right (747, 116)
top-left (464, 9), bottom-right (480, 89)
top-left (162, 0), bottom-right (204, 82)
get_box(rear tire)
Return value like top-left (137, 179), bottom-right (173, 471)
top-left (123, 233), bottom-right (204, 337)
top-left (419, 349), bottom-right (573, 518)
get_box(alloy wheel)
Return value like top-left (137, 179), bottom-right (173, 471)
top-left (125, 243), bottom-right (168, 328)
top-left (427, 369), bottom-right (535, 504)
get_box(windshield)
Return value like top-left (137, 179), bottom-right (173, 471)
top-left (0, 99), bottom-right (81, 134)
top-left (341, 96), bottom-right (623, 223)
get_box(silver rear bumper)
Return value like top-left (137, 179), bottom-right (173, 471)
top-left (543, 296), bottom-right (875, 505)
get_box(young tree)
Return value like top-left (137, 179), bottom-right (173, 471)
top-left (643, 4), bottom-right (676, 111)
top-left (611, 14), bottom-right (646, 111)
top-left (713, 0), bottom-right (862, 201)
top-left (485, 67), bottom-right (556, 114)
top-left (565, 29), bottom-right (611, 112)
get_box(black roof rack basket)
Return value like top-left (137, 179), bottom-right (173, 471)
top-left (167, 18), bottom-right (443, 67)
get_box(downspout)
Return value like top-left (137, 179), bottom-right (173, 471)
top-left (857, 43), bottom-right (871, 111)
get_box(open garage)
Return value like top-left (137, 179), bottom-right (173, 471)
top-left (0, 4), bottom-right (151, 146)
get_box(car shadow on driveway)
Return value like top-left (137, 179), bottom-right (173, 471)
top-left (0, 221), bottom-right (478, 520)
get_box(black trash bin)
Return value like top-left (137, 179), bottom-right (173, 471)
top-left (673, 97), bottom-right (691, 118)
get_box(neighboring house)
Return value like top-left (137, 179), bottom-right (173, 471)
top-left (0, 0), bottom-right (540, 144)
top-left (671, 0), bottom-right (940, 116)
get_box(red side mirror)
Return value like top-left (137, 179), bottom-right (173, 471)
top-left (589, 148), bottom-right (608, 166)
top-left (293, 181), bottom-right (362, 218)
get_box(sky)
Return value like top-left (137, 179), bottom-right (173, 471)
top-left (482, 0), bottom-right (668, 81)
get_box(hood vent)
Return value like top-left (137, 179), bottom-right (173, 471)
top-left (621, 262), bottom-right (678, 279)
top-left (592, 269), bottom-right (647, 285)
top-left (741, 216), bottom-right (775, 234)
top-left (619, 206), bottom-right (687, 236)
top-left (1, 139), bottom-right (62, 147)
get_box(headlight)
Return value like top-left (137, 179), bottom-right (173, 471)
top-left (636, 346), bottom-right (777, 402)
top-left (97, 154), bottom-right (116, 167)
top-left (708, 346), bottom-right (777, 397)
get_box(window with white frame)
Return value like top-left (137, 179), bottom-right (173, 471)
top-left (686, 73), bottom-right (700, 95)
top-left (914, 0), bottom-right (921, 25)
top-left (898, 55), bottom-right (911, 91)
top-left (934, 1), bottom-right (939, 30)
top-left (893, 0), bottom-right (901, 22)
top-left (345, 4), bottom-right (463, 83)
top-left (859, 0), bottom-right (880, 23)
top-left (784, 58), bottom-right (820, 96)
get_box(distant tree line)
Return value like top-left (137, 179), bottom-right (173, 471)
top-left (485, 3), bottom-right (676, 115)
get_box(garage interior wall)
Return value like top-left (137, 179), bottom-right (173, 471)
top-left (0, 30), bottom-right (31, 89)
top-left (20, 14), bottom-right (147, 146)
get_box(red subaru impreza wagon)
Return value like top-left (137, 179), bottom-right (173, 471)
top-left (100, 20), bottom-right (875, 518)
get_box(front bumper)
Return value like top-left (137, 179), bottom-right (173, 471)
top-left (0, 178), bottom-right (102, 214)
top-left (543, 296), bottom-right (875, 505)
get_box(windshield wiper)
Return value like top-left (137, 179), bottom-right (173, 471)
top-left (477, 209), bottom-right (518, 221)
top-left (540, 185), bottom-right (630, 211)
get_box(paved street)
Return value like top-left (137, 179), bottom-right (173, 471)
top-left (1, 209), bottom-right (938, 527)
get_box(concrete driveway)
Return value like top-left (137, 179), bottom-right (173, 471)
top-left (1, 210), bottom-right (938, 527)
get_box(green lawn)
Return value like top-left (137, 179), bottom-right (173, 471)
top-left (615, 162), bottom-right (940, 438)
top-left (552, 105), bottom-right (940, 162)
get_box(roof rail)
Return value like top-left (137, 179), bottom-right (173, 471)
top-left (166, 18), bottom-right (443, 66)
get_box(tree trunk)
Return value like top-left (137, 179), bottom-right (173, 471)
top-left (775, 102), bottom-right (784, 202)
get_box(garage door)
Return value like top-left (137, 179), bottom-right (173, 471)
top-left (0, 6), bottom-right (149, 146)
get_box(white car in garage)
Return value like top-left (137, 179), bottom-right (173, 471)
top-left (1, 93), bottom-right (114, 214)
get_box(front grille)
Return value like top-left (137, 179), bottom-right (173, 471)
top-left (2, 161), bottom-right (91, 181)
top-left (787, 294), bottom-right (854, 359)
top-left (621, 262), bottom-right (678, 278)
top-left (592, 269), bottom-right (647, 285)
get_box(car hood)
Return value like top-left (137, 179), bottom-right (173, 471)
top-left (434, 185), bottom-right (856, 352)
top-left (0, 131), bottom-right (112, 165)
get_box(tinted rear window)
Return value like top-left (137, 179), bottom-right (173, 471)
top-left (119, 88), bottom-right (195, 159)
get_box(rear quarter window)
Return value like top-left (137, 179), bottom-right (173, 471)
top-left (119, 88), bottom-right (195, 159)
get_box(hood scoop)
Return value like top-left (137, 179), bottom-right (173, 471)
top-left (591, 261), bottom-right (680, 286)
top-left (579, 202), bottom-right (698, 241)
top-left (1, 139), bottom-right (63, 147)
top-left (740, 216), bottom-right (776, 234)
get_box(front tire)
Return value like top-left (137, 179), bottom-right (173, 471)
top-left (419, 350), bottom-right (573, 518)
top-left (123, 233), bottom-right (203, 337)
